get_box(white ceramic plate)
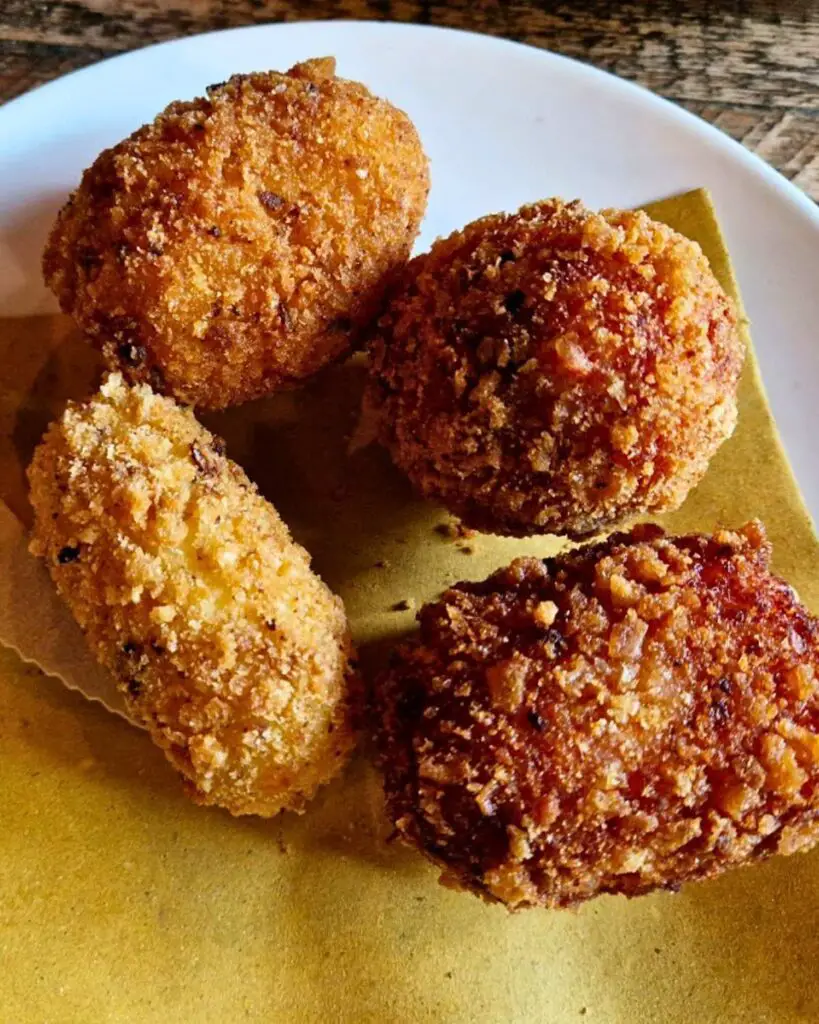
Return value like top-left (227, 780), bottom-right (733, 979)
top-left (1, 21), bottom-right (818, 521)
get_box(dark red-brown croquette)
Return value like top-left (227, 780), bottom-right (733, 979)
top-left (374, 522), bottom-right (819, 909)
top-left (366, 199), bottom-right (743, 538)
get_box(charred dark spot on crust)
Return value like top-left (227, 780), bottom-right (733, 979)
top-left (710, 697), bottom-right (730, 725)
top-left (211, 436), bottom-right (227, 456)
top-left (258, 191), bottom-right (285, 211)
top-left (193, 122), bottom-right (205, 132)
top-left (392, 600), bottom-right (411, 612)
top-left (305, 82), bottom-right (320, 97)
top-left (190, 441), bottom-right (221, 476)
top-left (78, 245), bottom-right (102, 270)
top-left (150, 641), bottom-right (166, 655)
top-left (208, 225), bottom-right (221, 238)
top-left (122, 641), bottom-right (141, 656)
top-left (93, 178), bottom-right (117, 202)
top-left (127, 678), bottom-right (142, 698)
top-left (542, 628), bottom-right (567, 655)
top-left (206, 324), bottom-right (233, 349)
top-left (717, 677), bottom-right (732, 694)
top-left (104, 314), bottom-right (139, 339)
top-left (57, 545), bottom-right (80, 564)
top-left (503, 289), bottom-right (526, 315)
top-left (397, 684), bottom-right (425, 722)
top-left (147, 244), bottom-right (164, 257)
top-left (266, 619), bottom-right (277, 631)
top-left (527, 710), bottom-right (545, 732)
top-left (499, 250), bottom-right (516, 264)
top-left (148, 366), bottom-right (165, 393)
top-left (118, 342), bottom-right (147, 367)
top-left (206, 81), bottom-right (227, 93)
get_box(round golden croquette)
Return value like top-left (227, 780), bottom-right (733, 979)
top-left (27, 373), bottom-right (357, 816)
top-left (374, 522), bottom-right (819, 909)
top-left (366, 199), bottom-right (743, 538)
top-left (43, 57), bottom-right (430, 410)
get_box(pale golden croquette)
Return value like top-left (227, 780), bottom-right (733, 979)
top-left (28, 373), bottom-right (357, 816)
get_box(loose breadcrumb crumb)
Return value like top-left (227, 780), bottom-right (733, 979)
top-left (28, 373), bottom-right (357, 816)
top-left (374, 521), bottom-right (819, 908)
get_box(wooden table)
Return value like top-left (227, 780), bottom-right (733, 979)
top-left (1, 1), bottom-right (816, 200)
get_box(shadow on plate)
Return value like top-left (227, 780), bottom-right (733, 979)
top-left (0, 313), bottom-right (102, 524)
top-left (0, 192), bottom-right (67, 317)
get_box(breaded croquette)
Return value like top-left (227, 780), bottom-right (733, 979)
top-left (374, 522), bottom-right (819, 909)
top-left (43, 57), bottom-right (430, 410)
top-left (366, 199), bottom-right (742, 538)
top-left (28, 374), bottom-right (356, 816)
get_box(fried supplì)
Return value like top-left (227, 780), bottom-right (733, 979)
top-left (366, 199), bottom-right (742, 538)
top-left (44, 57), bottom-right (429, 410)
top-left (28, 374), bottom-right (357, 816)
top-left (374, 522), bottom-right (819, 909)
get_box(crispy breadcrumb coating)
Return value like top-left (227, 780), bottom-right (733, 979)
top-left (374, 522), bottom-right (819, 909)
top-left (28, 374), bottom-right (356, 816)
top-left (366, 199), bottom-right (742, 538)
top-left (43, 57), bottom-right (430, 410)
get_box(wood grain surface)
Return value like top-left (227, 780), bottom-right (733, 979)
top-left (1, 0), bottom-right (816, 198)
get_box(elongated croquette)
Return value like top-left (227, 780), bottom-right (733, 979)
top-left (44, 57), bottom-right (430, 409)
top-left (366, 199), bottom-right (743, 538)
top-left (374, 522), bottom-right (819, 908)
top-left (28, 373), bottom-right (356, 816)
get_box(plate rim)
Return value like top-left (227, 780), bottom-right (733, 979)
top-left (1, 18), bottom-right (817, 228)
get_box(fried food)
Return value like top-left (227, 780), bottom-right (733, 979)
top-left (43, 57), bottom-right (430, 410)
top-left (374, 521), bottom-right (819, 909)
top-left (366, 199), bottom-right (742, 538)
top-left (28, 373), bottom-right (356, 816)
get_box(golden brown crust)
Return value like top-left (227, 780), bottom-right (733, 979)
top-left (43, 57), bottom-right (430, 410)
top-left (366, 199), bottom-right (743, 537)
top-left (28, 373), bottom-right (357, 816)
top-left (374, 522), bottom-right (819, 909)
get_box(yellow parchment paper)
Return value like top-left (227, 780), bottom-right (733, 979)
top-left (1, 190), bottom-right (818, 1023)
